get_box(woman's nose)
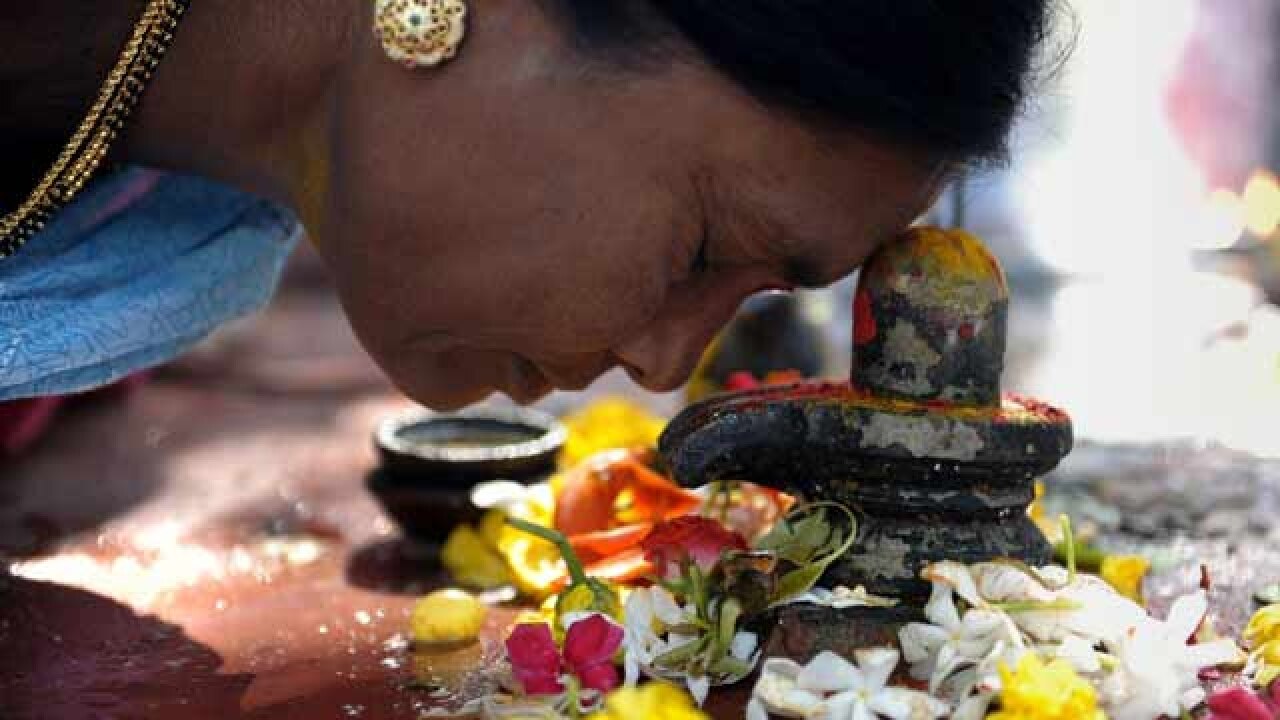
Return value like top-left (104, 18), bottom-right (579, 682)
top-left (613, 274), bottom-right (786, 393)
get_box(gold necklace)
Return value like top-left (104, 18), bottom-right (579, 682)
top-left (0, 0), bottom-right (191, 260)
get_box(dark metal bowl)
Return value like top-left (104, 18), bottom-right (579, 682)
top-left (369, 406), bottom-right (565, 543)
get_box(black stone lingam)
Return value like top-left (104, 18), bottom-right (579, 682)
top-left (660, 228), bottom-right (1073, 598)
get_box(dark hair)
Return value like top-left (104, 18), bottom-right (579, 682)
top-left (545, 1), bottom-right (1062, 164)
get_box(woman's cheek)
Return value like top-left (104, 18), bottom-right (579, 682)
top-left (553, 271), bottom-right (673, 351)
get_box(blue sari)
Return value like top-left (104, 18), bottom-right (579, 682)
top-left (0, 168), bottom-right (300, 400)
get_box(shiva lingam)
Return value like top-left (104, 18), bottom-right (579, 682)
top-left (659, 227), bottom-right (1073, 601)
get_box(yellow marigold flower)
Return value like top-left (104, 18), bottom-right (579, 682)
top-left (491, 498), bottom-right (563, 599)
top-left (475, 486), bottom-right (563, 599)
top-left (502, 534), bottom-right (563, 599)
top-left (586, 682), bottom-right (709, 720)
top-left (478, 508), bottom-right (511, 548)
top-left (988, 653), bottom-right (1106, 720)
top-left (411, 588), bottom-right (487, 645)
top-left (1253, 638), bottom-right (1280, 688)
top-left (559, 397), bottom-right (666, 468)
top-left (441, 524), bottom-right (511, 589)
top-left (1245, 604), bottom-right (1280, 648)
top-left (1099, 554), bottom-right (1150, 603)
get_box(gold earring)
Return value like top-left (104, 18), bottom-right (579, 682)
top-left (374, 0), bottom-right (467, 69)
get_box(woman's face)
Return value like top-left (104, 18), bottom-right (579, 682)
top-left (316, 3), bottom-right (945, 410)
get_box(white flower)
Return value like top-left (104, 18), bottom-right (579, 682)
top-left (1013, 573), bottom-right (1148, 646)
top-left (622, 586), bottom-right (694, 686)
top-left (1100, 590), bottom-right (1243, 720)
top-left (733, 631), bottom-right (761, 662)
top-left (922, 561), bottom-right (987, 607)
top-left (898, 576), bottom-right (1021, 693)
top-left (970, 562), bottom-right (1057, 604)
top-left (748, 658), bottom-right (820, 719)
top-left (749, 648), bottom-right (949, 720)
top-left (783, 586), bottom-right (900, 610)
top-left (686, 675), bottom-right (712, 707)
top-left (471, 480), bottom-right (554, 513)
top-left (903, 560), bottom-right (1245, 720)
top-left (621, 586), bottom-right (759, 706)
top-left (1051, 634), bottom-right (1102, 675)
top-left (929, 636), bottom-right (1027, 720)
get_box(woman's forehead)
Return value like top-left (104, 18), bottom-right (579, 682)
top-left (696, 126), bottom-right (946, 283)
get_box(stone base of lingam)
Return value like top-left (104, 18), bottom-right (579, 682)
top-left (660, 228), bottom-right (1074, 618)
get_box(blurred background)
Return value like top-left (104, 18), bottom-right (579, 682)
top-left (931, 0), bottom-right (1280, 456)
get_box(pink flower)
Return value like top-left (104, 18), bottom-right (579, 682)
top-left (641, 516), bottom-right (748, 580)
top-left (563, 613), bottom-right (624, 693)
top-left (506, 623), bottom-right (564, 695)
top-left (1206, 685), bottom-right (1277, 720)
top-left (504, 615), bottom-right (624, 696)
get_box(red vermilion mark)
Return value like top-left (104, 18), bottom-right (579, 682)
top-left (958, 322), bottom-right (975, 340)
top-left (854, 288), bottom-right (877, 345)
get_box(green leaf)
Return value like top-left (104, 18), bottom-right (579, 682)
top-left (710, 655), bottom-right (751, 678)
top-left (756, 510), bottom-right (832, 564)
top-left (654, 635), bottom-right (707, 669)
top-left (1053, 538), bottom-right (1105, 572)
top-left (763, 502), bottom-right (859, 605)
top-left (774, 563), bottom-right (827, 603)
top-left (715, 597), bottom-right (742, 659)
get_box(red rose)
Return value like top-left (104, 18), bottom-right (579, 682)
top-left (641, 516), bottom-right (748, 580)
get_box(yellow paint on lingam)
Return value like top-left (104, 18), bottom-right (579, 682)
top-left (872, 227), bottom-right (1009, 311)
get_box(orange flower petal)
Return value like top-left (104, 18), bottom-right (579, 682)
top-left (554, 450), bottom-right (637, 536)
top-left (584, 547), bottom-right (654, 586)
top-left (551, 547), bottom-right (654, 591)
top-left (612, 462), bottom-right (702, 525)
top-left (569, 524), bottom-right (655, 566)
top-left (554, 451), bottom-right (700, 536)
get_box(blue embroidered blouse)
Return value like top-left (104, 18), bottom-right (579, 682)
top-left (0, 168), bottom-right (300, 401)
